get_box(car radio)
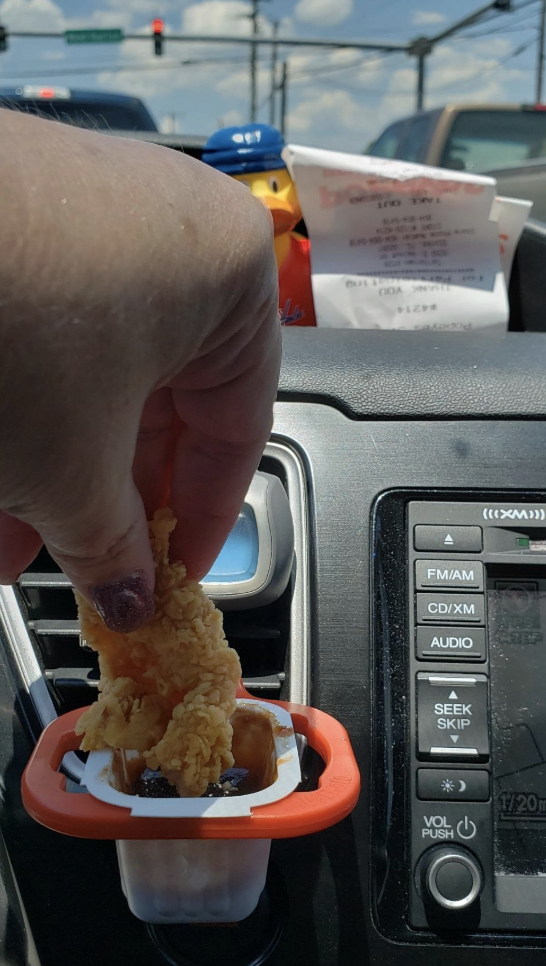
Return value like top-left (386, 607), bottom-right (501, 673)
top-left (372, 492), bottom-right (546, 945)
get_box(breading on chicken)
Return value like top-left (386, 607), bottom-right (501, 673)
top-left (75, 508), bottom-right (241, 797)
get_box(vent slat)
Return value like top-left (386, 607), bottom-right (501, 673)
top-left (45, 668), bottom-right (98, 686)
top-left (45, 668), bottom-right (282, 693)
top-left (223, 622), bottom-right (281, 640)
top-left (19, 573), bottom-right (72, 588)
top-left (29, 619), bottom-right (80, 635)
top-left (242, 673), bottom-right (285, 691)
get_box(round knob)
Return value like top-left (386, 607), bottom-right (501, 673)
top-left (423, 847), bottom-right (482, 911)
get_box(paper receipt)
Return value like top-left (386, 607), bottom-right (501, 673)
top-left (283, 145), bottom-right (530, 331)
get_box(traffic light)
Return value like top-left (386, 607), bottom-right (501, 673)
top-left (152, 18), bottom-right (164, 56)
top-left (0, 23), bottom-right (7, 53)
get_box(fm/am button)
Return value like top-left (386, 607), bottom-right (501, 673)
top-left (415, 560), bottom-right (483, 592)
top-left (416, 594), bottom-right (485, 625)
top-left (417, 627), bottom-right (486, 661)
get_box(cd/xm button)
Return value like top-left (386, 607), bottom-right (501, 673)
top-left (416, 594), bottom-right (485, 625)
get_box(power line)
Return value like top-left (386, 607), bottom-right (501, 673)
top-left (454, 7), bottom-right (541, 39)
top-left (294, 34), bottom-right (537, 98)
top-left (431, 37), bottom-right (535, 92)
top-left (0, 55), bottom-right (262, 80)
top-left (289, 50), bottom-right (403, 81)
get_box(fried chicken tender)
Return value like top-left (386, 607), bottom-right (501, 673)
top-left (75, 508), bottom-right (241, 796)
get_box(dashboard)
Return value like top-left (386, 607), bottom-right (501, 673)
top-left (3, 316), bottom-right (546, 962)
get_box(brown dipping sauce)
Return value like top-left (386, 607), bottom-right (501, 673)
top-left (111, 705), bottom-right (280, 800)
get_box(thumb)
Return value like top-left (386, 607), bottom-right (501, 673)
top-left (40, 475), bottom-right (155, 634)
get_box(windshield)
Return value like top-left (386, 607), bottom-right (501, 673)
top-left (0, 97), bottom-right (156, 131)
top-left (0, 4), bottom-right (544, 157)
top-left (441, 110), bottom-right (546, 172)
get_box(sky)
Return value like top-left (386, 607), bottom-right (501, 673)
top-left (0, 0), bottom-right (543, 151)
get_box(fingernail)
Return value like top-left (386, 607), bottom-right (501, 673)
top-left (91, 570), bottom-right (155, 633)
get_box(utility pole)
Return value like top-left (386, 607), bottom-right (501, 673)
top-left (269, 19), bottom-right (279, 126)
top-left (537, 0), bottom-right (546, 102)
top-left (409, 37), bottom-right (433, 111)
top-left (279, 60), bottom-right (288, 137)
top-left (250, 0), bottom-right (259, 122)
top-left (249, 0), bottom-right (271, 122)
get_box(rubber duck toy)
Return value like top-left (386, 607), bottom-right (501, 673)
top-left (202, 123), bottom-right (316, 327)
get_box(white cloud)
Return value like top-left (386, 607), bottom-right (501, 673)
top-left (64, 8), bottom-right (136, 29)
top-left (288, 88), bottom-right (363, 136)
top-left (218, 108), bottom-right (244, 127)
top-left (411, 10), bottom-right (448, 27)
top-left (295, 0), bottom-right (353, 27)
top-left (0, 0), bottom-right (65, 31)
top-left (215, 62), bottom-right (268, 97)
top-left (182, 0), bottom-right (286, 38)
top-left (183, 0), bottom-right (253, 37)
top-left (106, 0), bottom-right (175, 11)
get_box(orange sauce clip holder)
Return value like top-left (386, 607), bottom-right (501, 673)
top-left (21, 697), bottom-right (361, 842)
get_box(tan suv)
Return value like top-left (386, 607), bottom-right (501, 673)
top-left (366, 103), bottom-right (546, 173)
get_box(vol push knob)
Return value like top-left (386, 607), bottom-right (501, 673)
top-left (423, 847), bottom-right (482, 911)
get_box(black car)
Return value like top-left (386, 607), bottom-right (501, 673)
top-left (0, 85), bottom-right (158, 131)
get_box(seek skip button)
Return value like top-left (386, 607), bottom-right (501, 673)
top-left (416, 560), bottom-right (483, 591)
top-left (417, 673), bottom-right (489, 759)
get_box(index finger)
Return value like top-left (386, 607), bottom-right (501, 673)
top-left (169, 319), bottom-right (281, 579)
top-left (169, 428), bottom-right (268, 580)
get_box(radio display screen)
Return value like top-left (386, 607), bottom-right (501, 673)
top-left (489, 576), bottom-right (546, 889)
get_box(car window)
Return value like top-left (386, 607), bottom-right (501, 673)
top-left (0, 98), bottom-right (156, 132)
top-left (396, 113), bottom-right (436, 164)
top-left (441, 110), bottom-right (546, 172)
top-left (367, 121), bottom-right (406, 159)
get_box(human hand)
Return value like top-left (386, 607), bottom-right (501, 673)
top-left (0, 110), bottom-right (280, 631)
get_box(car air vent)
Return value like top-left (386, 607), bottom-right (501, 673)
top-left (0, 442), bottom-right (309, 781)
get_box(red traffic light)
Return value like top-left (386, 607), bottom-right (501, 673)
top-left (152, 18), bottom-right (164, 55)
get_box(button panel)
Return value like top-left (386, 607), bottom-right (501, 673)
top-left (416, 626), bottom-right (486, 661)
top-left (417, 673), bottom-right (489, 758)
top-left (415, 560), bottom-right (483, 591)
top-left (414, 525), bottom-right (482, 553)
top-left (408, 501), bottom-right (497, 930)
top-left (402, 499), bottom-right (546, 930)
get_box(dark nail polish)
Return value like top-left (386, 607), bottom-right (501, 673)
top-left (91, 570), bottom-right (155, 633)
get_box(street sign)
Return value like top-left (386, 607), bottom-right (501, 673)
top-left (65, 28), bottom-right (124, 44)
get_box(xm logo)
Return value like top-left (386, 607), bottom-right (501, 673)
top-left (483, 507), bottom-right (546, 521)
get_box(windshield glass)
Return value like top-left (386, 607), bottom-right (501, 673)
top-left (0, 3), bottom-right (543, 158)
top-left (441, 110), bottom-right (546, 172)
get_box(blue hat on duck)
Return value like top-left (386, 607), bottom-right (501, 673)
top-left (202, 123), bottom-right (286, 175)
